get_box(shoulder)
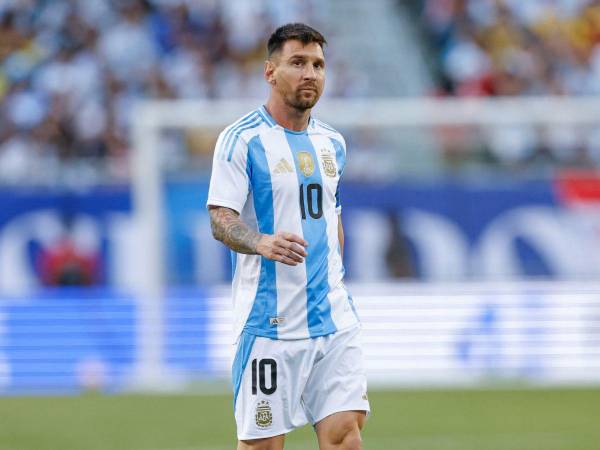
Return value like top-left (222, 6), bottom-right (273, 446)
top-left (310, 118), bottom-right (346, 150)
top-left (216, 109), bottom-right (273, 159)
top-left (219, 109), bottom-right (270, 142)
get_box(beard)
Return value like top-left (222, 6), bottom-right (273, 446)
top-left (285, 88), bottom-right (320, 111)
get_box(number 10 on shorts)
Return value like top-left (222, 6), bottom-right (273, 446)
top-left (251, 358), bottom-right (277, 395)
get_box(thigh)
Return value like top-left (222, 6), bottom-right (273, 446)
top-left (237, 434), bottom-right (285, 450)
top-left (315, 411), bottom-right (367, 450)
top-left (232, 333), bottom-right (311, 440)
top-left (302, 326), bottom-right (370, 425)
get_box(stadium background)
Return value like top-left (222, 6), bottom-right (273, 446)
top-left (1, 0), bottom-right (600, 449)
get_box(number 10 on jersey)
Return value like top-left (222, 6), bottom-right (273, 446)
top-left (299, 183), bottom-right (323, 220)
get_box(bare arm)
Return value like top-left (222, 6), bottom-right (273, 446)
top-left (208, 205), bottom-right (261, 254)
top-left (208, 205), bottom-right (308, 266)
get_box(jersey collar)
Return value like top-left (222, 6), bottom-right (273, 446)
top-left (260, 105), bottom-right (315, 133)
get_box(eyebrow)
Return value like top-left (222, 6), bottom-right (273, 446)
top-left (288, 54), bottom-right (325, 65)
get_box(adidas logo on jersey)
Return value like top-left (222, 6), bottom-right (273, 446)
top-left (269, 316), bottom-right (286, 326)
top-left (272, 158), bottom-right (294, 174)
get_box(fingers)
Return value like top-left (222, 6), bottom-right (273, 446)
top-left (280, 241), bottom-right (308, 259)
top-left (258, 232), bottom-right (309, 266)
top-left (279, 232), bottom-right (308, 249)
top-left (274, 233), bottom-right (308, 266)
top-left (276, 234), bottom-right (308, 261)
top-left (276, 245), bottom-right (304, 263)
top-left (268, 239), bottom-right (303, 266)
top-left (274, 252), bottom-right (301, 266)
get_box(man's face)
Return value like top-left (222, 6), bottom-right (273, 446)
top-left (267, 40), bottom-right (325, 111)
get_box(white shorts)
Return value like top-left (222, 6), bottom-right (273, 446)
top-left (232, 325), bottom-right (370, 440)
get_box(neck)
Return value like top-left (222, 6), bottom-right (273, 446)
top-left (265, 96), bottom-right (311, 131)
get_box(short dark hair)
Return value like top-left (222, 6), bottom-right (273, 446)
top-left (267, 23), bottom-right (327, 58)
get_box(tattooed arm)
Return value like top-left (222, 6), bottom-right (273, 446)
top-left (208, 205), bottom-right (261, 254)
top-left (208, 205), bottom-right (308, 266)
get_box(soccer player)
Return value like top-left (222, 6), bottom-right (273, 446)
top-left (207, 23), bottom-right (370, 450)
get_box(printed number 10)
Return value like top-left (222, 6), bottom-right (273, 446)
top-left (251, 358), bottom-right (277, 395)
top-left (299, 183), bottom-right (323, 219)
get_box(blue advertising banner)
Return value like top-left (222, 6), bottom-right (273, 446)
top-left (1, 178), bottom-right (600, 291)
top-left (340, 180), bottom-right (561, 280)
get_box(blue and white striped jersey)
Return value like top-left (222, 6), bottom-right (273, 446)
top-left (207, 106), bottom-right (359, 341)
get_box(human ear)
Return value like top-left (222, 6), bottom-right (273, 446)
top-left (264, 59), bottom-right (277, 85)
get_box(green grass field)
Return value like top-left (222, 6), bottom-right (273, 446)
top-left (1, 388), bottom-right (599, 450)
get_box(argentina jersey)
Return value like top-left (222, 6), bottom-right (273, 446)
top-left (207, 106), bottom-right (359, 341)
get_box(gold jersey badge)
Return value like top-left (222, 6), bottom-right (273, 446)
top-left (297, 152), bottom-right (314, 177)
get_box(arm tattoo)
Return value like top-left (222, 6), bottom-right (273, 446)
top-left (209, 207), bottom-right (261, 254)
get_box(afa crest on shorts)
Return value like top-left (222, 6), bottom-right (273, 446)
top-left (255, 400), bottom-right (273, 429)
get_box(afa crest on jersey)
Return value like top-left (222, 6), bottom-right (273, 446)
top-left (321, 154), bottom-right (337, 177)
top-left (297, 152), bottom-right (314, 177)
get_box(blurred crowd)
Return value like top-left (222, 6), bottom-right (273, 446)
top-left (0, 0), bottom-right (319, 185)
top-left (423, 0), bottom-right (600, 96)
top-left (422, 0), bottom-right (600, 170)
top-left (3, 0), bottom-right (600, 185)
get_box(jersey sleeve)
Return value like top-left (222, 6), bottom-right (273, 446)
top-left (206, 129), bottom-right (250, 214)
top-left (330, 135), bottom-right (347, 214)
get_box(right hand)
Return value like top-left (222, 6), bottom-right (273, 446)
top-left (256, 232), bottom-right (308, 266)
